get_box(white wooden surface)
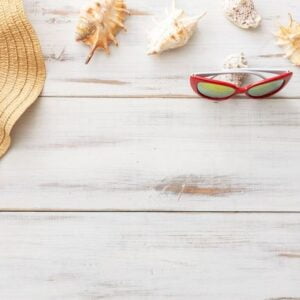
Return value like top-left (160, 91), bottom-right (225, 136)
top-left (1, 0), bottom-right (300, 298)
top-left (1, 213), bottom-right (300, 300)
top-left (2, 97), bottom-right (300, 211)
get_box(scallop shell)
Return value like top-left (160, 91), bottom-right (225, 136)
top-left (223, 0), bottom-right (261, 29)
top-left (217, 53), bottom-right (248, 86)
top-left (147, 1), bottom-right (206, 55)
top-left (76, 0), bottom-right (129, 64)
top-left (276, 15), bottom-right (300, 66)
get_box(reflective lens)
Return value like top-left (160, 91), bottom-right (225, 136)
top-left (197, 82), bottom-right (236, 99)
top-left (247, 79), bottom-right (285, 97)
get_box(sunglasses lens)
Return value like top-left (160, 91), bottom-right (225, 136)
top-left (248, 79), bottom-right (285, 97)
top-left (197, 82), bottom-right (236, 99)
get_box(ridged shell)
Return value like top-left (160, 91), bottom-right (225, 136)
top-left (147, 2), bottom-right (206, 55)
top-left (76, 0), bottom-right (129, 64)
top-left (223, 0), bottom-right (261, 29)
top-left (217, 53), bottom-right (248, 86)
top-left (276, 15), bottom-right (300, 66)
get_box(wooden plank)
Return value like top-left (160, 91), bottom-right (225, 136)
top-left (24, 0), bottom-right (300, 97)
top-left (1, 97), bottom-right (300, 211)
top-left (0, 212), bottom-right (299, 299)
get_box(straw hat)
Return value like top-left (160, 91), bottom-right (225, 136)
top-left (0, 0), bottom-right (46, 158)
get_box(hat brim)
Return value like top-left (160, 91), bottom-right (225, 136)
top-left (0, 0), bottom-right (46, 158)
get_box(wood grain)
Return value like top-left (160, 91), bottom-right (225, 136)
top-left (1, 97), bottom-right (300, 211)
top-left (24, 0), bottom-right (300, 98)
top-left (0, 212), bottom-right (299, 299)
top-left (1, 1), bottom-right (299, 297)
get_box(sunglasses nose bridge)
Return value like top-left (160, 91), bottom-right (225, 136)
top-left (236, 86), bottom-right (247, 94)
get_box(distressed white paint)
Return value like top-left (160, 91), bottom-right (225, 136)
top-left (0, 212), bottom-right (300, 300)
top-left (1, 1), bottom-right (300, 297)
top-left (1, 97), bottom-right (300, 211)
top-left (24, 0), bottom-right (300, 98)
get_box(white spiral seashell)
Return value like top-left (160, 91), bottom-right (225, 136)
top-left (217, 53), bottom-right (248, 86)
top-left (147, 1), bottom-right (206, 55)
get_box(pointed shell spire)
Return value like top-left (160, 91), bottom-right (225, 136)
top-left (147, 1), bottom-right (206, 55)
top-left (76, 0), bottom-right (130, 64)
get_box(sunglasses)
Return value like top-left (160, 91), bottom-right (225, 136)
top-left (190, 69), bottom-right (293, 100)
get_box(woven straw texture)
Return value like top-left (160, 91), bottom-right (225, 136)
top-left (0, 0), bottom-right (46, 158)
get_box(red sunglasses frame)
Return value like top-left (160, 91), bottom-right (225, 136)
top-left (190, 69), bottom-right (293, 100)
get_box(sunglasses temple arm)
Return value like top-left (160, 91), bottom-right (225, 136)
top-left (193, 69), bottom-right (288, 78)
top-left (197, 71), bottom-right (266, 80)
top-left (210, 72), bottom-right (266, 80)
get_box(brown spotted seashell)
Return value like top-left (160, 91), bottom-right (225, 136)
top-left (223, 0), bottom-right (261, 29)
top-left (76, 0), bottom-right (130, 64)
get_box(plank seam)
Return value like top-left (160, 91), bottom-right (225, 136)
top-left (0, 210), bottom-right (300, 213)
top-left (39, 95), bottom-right (300, 100)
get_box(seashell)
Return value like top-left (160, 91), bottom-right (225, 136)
top-left (223, 0), bottom-right (261, 29)
top-left (217, 53), bottom-right (248, 86)
top-left (76, 0), bottom-right (130, 64)
top-left (147, 1), bottom-right (206, 55)
top-left (276, 15), bottom-right (300, 66)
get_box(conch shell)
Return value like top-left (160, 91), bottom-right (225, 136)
top-left (276, 15), bottom-right (300, 66)
top-left (223, 0), bottom-right (261, 29)
top-left (217, 53), bottom-right (248, 86)
top-left (147, 1), bottom-right (206, 55)
top-left (76, 0), bottom-right (129, 64)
